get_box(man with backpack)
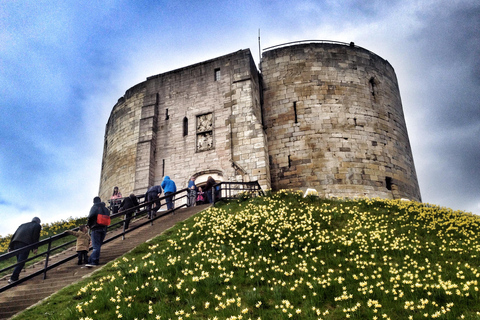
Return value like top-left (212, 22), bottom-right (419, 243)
top-left (86, 196), bottom-right (110, 267)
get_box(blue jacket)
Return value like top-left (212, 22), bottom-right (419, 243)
top-left (188, 179), bottom-right (196, 190)
top-left (161, 176), bottom-right (177, 193)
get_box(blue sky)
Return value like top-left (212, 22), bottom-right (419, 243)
top-left (1, 0), bottom-right (479, 236)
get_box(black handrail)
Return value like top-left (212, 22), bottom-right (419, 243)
top-left (0, 181), bottom-right (263, 293)
top-left (0, 188), bottom-right (191, 292)
top-left (210, 181), bottom-right (264, 204)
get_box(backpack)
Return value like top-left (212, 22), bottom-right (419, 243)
top-left (96, 207), bottom-right (111, 226)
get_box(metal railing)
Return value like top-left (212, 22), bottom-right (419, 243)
top-left (211, 181), bottom-right (264, 203)
top-left (0, 189), bottom-right (185, 293)
top-left (0, 181), bottom-right (263, 293)
top-left (262, 40), bottom-right (386, 63)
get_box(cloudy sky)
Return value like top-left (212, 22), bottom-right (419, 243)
top-left (1, 0), bottom-right (479, 236)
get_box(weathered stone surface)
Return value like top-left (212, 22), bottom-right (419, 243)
top-left (262, 42), bottom-right (421, 201)
top-left (99, 42), bottom-right (421, 203)
top-left (100, 50), bottom-right (269, 201)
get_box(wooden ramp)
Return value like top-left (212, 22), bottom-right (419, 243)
top-left (0, 204), bottom-right (209, 319)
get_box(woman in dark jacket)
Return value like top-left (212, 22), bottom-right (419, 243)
top-left (204, 176), bottom-right (216, 203)
top-left (119, 194), bottom-right (139, 229)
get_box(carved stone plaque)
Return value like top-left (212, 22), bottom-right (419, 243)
top-left (196, 113), bottom-right (213, 151)
top-left (196, 132), bottom-right (213, 151)
top-left (196, 113), bottom-right (213, 132)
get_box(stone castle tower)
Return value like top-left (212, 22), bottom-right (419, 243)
top-left (99, 41), bottom-right (421, 203)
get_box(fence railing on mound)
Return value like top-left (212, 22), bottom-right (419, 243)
top-left (0, 181), bottom-right (263, 293)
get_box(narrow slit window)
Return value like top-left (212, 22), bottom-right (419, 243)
top-left (293, 101), bottom-right (298, 123)
top-left (385, 177), bottom-right (392, 191)
top-left (369, 77), bottom-right (377, 98)
top-left (183, 117), bottom-right (188, 136)
top-left (214, 68), bottom-right (221, 81)
top-left (165, 108), bottom-right (169, 120)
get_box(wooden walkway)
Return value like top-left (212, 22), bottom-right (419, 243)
top-left (0, 204), bottom-right (209, 319)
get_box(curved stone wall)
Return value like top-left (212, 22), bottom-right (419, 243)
top-left (99, 87), bottom-right (145, 202)
top-left (261, 42), bottom-right (421, 201)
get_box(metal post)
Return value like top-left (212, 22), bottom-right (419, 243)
top-left (150, 207), bottom-right (154, 225)
top-left (43, 239), bottom-right (52, 280)
top-left (122, 217), bottom-right (126, 240)
top-left (258, 29), bottom-right (261, 67)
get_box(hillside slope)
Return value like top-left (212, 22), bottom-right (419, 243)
top-left (13, 190), bottom-right (480, 319)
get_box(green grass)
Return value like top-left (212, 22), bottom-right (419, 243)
top-left (11, 190), bottom-right (480, 320)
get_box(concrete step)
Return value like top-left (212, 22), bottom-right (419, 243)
top-left (0, 283), bottom-right (66, 301)
top-left (0, 293), bottom-right (55, 310)
top-left (0, 310), bottom-right (17, 320)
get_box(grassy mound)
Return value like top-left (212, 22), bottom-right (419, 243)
top-left (13, 190), bottom-right (480, 319)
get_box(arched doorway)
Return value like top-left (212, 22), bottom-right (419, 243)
top-left (193, 171), bottom-right (223, 187)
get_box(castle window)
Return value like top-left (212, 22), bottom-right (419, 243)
top-left (183, 117), bottom-right (188, 136)
top-left (196, 113), bottom-right (213, 152)
top-left (293, 102), bottom-right (298, 124)
top-left (165, 108), bottom-right (169, 120)
top-left (369, 77), bottom-right (377, 98)
top-left (214, 68), bottom-right (221, 81)
top-left (385, 177), bottom-right (392, 191)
